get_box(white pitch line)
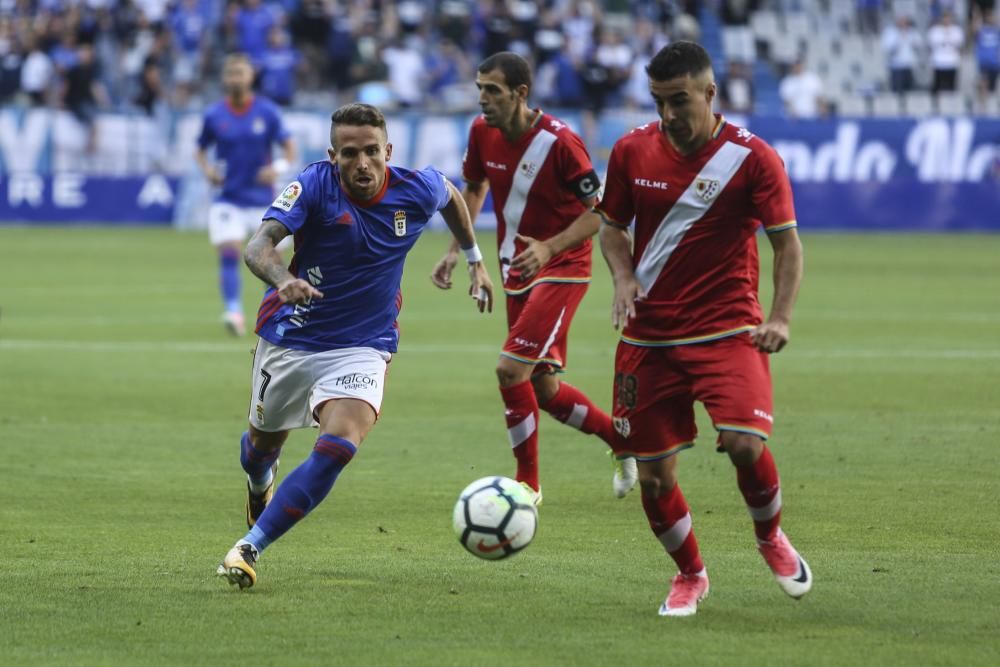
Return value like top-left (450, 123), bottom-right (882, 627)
top-left (0, 339), bottom-right (998, 360)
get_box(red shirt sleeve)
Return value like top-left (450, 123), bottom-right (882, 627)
top-left (597, 140), bottom-right (634, 227)
top-left (555, 131), bottom-right (601, 201)
top-left (555, 131), bottom-right (594, 183)
top-left (462, 121), bottom-right (487, 184)
top-left (750, 141), bottom-right (797, 233)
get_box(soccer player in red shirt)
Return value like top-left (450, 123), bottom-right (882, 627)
top-left (431, 52), bottom-right (637, 503)
top-left (595, 42), bottom-right (812, 616)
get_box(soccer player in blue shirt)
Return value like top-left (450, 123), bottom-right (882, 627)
top-left (216, 103), bottom-right (494, 589)
top-left (195, 53), bottom-right (297, 336)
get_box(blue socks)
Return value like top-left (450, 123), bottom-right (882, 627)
top-left (244, 434), bottom-right (357, 552)
top-left (220, 246), bottom-right (241, 313)
top-left (240, 432), bottom-right (281, 490)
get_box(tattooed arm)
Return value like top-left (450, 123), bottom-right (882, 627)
top-left (245, 218), bottom-right (323, 305)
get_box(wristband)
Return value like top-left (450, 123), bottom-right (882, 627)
top-left (462, 244), bottom-right (483, 263)
top-left (272, 158), bottom-right (290, 173)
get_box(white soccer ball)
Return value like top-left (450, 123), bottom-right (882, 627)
top-left (453, 476), bottom-right (538, 560)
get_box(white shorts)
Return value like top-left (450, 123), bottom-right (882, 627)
top-left (209, 202), bottom-right (266, 245)
top-left (248, 337), bottom-right (392, 432)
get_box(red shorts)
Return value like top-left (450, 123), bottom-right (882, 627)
top-left (502, 281), bottom-right (588, 374)
top-left (611, 333), bottom-right (773, 460)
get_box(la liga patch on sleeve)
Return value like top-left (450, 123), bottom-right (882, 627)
top-left (272, 181), bottom-right (302, 212)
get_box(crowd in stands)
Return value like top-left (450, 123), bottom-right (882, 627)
top-left (0, 0), bottom-right (998, 121)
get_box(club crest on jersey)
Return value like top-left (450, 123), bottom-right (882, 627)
top-left (272, 181), bottom-right (302, 212)
top-left (393, 210), bottom-right (407, 236)
top-left (519, 161), bottom-right (538, 178)
top-left (613, 417), bottom-right (631, 439)
top-left (252, 117), bottom-right (265, 134)
top-left (694, 178), bottom-right (721, 202)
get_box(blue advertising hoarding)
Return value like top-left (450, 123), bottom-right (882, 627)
top-left (0, 109), bottom-right (997, 230)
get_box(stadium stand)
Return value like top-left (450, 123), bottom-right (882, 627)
top-left (0, 1), bottom-right (995, 118)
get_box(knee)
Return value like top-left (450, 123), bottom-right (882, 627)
top-left (639, 475), bottom-right (663, 498)
top-left (720, 432), bottom-right (763, 467)
top-left (637, 459), bottom-right (677, 499)
top-left (248, 426), bottom-right (288, 452)
top-left (496, 360), bottom-right (531, 388)
top-left (530, 374), bottom-right (559, 404)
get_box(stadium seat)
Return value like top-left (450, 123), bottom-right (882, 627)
top-left (783, 13), bottom-right (812, 41)
top-left (978, 95), bottom-right (1000, 115)
top-left (750, 11), bottom-right (780, 43)
top-left (836, 94), bottom-right (869, 117)
top-left (722, 26), bottom-right (756, 63)
top-left (936, 92), bottom-right (968, 116)
top-left (871, 93), bottom-right (902, 117)
top-left (903, 92), bottom-right (934, 117)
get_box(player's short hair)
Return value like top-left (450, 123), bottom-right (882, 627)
top-left (645, 41), bottom-right (714, 82)
top-left (223, 52), bottom-right (253, 69)
top-left (478, 52), bottom-right (533, 92)
top-left (329, 103), bottom-right (388, 146)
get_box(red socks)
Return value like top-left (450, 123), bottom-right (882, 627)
top-left (538, 381), bottom-right (616, 446)
top-left (736, 446), bottom-right (782, 541)
top-left (641, 484), bottom-right (704, 575)
top-left (499, 380), bottom-right (540, 491)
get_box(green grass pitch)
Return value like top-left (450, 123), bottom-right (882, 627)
top-left (1, 227), bottom-right (998, 666)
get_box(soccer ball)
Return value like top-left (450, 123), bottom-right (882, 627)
top-left (453, 476), bottom-right (537, 560)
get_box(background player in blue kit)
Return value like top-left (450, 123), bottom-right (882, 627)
top-left (217, 103), bottom-right (494, 589)
top-left (195, 53), bottom-right (297, 336)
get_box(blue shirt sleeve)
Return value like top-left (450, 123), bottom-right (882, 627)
top-left (262, 166), bottom-right (317, 233)
top-left (196, 110), bottom-right (214, 149)
top-left (415, 166), bottom-right (451, 217)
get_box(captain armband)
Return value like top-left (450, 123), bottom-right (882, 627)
top-left (570, 170), bottom-right (601, 200)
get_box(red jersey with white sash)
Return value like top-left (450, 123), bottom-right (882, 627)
top-left (598, 115), bottom-right (797, 346)
top-left (463, 111), bottom-right (600, 295)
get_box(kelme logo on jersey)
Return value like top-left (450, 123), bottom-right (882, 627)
top-left (394, 210), bottom-right (406, 236)
top-left (273, 181), bottom-right (302, 212)
top-left (694, 178), bottom-right (721, 202)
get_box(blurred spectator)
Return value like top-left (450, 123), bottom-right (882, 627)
top-left (382, 35), bottom-right (425, 109)
top-left (425, 39), bottom-right (472, 109)
top-left (348, 17), bottom-right (387, 89)
top-left (133, 0), bottom-right (170, 26)
top-left (564, 0), bottom-right (600, 63)
top-left (235, 0), bottom-right (280, 63)
top-left (21, 32), bottom-right (54, 106)
top-left (134, 54), bottom-right (166, 116)
top-left (169, 0), bottom-right (209, 108)
top-left (856, 0), bottom-right (882, 36)
top-left (479, 0), bottom-right (514, 57)
top-left (438, 0), bottom-right (472, 48)
top-left (0, 17), bottom-right (22, 103)
top-left (623, 16), bottom-right (668, 110)
top-left (882, 14), bottom-right (922, 93)
top-left (538, 41), bottom-right (586, 108)
top-left (779, 59), bottom-right (826, 118)
top-left (927, 10), bottom-right (964, 93)
top-left (974, 9), bottom-right (1000, 98)
top-left (257, 25), bottom-right (300, 106)
top-left (290, 0), bottom-right (331, 91)
top-left (720, 0), bottom-right (759, 63)
top-left (719, 60), bottom-right (755, 114)
top-left (61, 43), bottom-right (109, 152)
